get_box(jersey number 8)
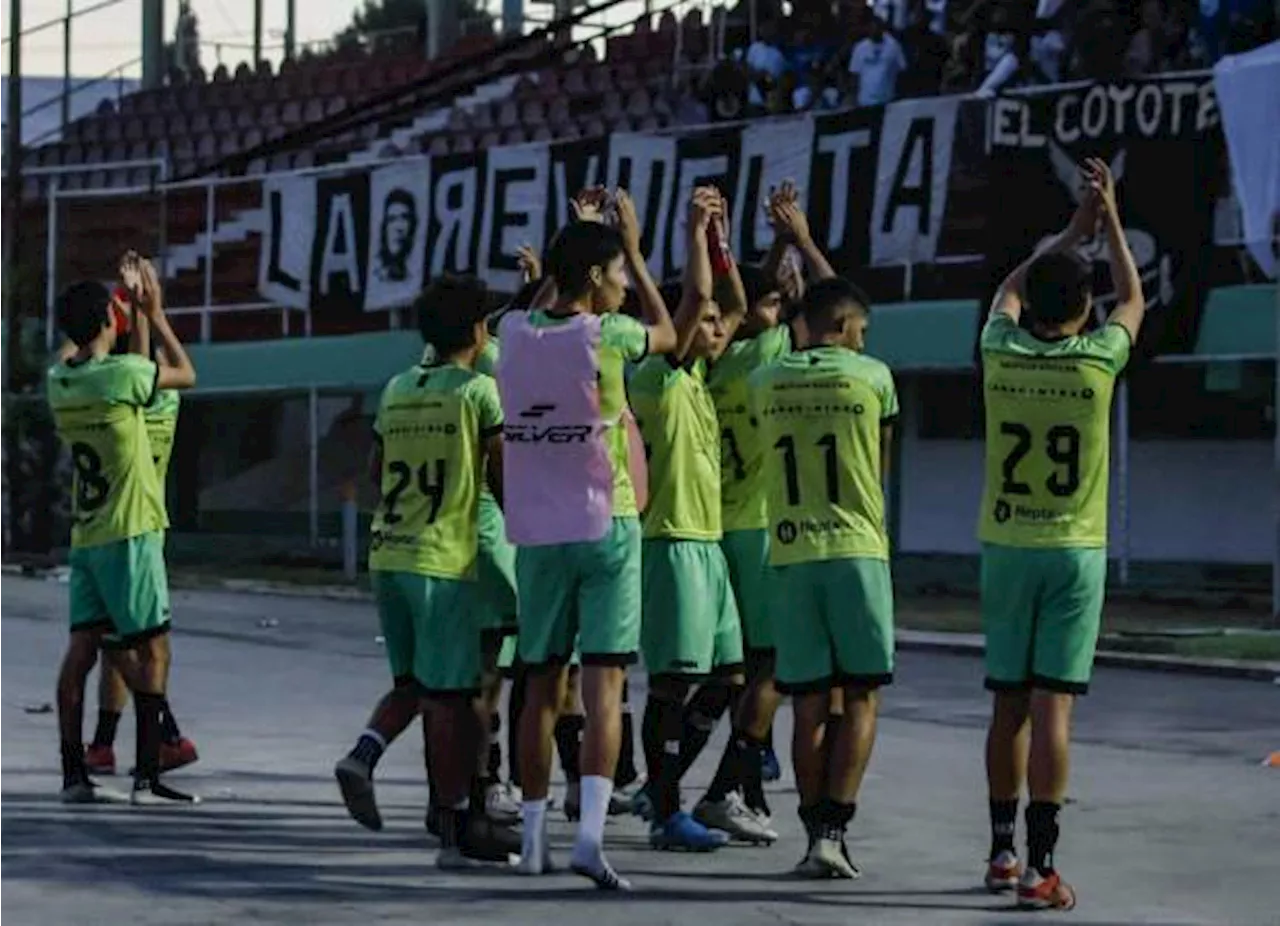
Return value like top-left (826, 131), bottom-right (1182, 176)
top-left (70, 442), bottom-right (110, 516)
top-left (382, 459), bottom-right (447, 525)
top-left (999, 422), bottom-right (1081, 498)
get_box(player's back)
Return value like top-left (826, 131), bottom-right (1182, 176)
top-left (145, 389), bottom-right (181, 484)
top-left (978, 314), bottom-right (1131, 548)
top-left (47, 354), bottom-right (167, 548)
top-left (369, 363), bottom-right (501, 579)
top-left (629, 356), bottom-right (721, 541)
top-left (750, 346), bottom-right (897, 566)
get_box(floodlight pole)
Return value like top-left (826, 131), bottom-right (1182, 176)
top-left (253, 0), bottom-right (263, 66)
top-left (284, 0), bottom-right (297, 61)
top-left (61, 0), bottom-right (71, 130)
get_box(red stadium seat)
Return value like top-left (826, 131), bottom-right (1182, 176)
top-left (427, 135), bottom-right (450, 156)
top-left (478, 130), bottom-right (501, 149)
top-left (196, 134), bottom-right (217, 160)
top-left (281, 101), bottom-right (303, 125)
top-left (531, 124), bottom-right (553, 142)
top-left (213, 109), bottom-right (235, 132)
top-left (625, 89), bottom-right (653, 118)
top-left (615, 61), bottom-right (640, 90)
top-left (558, 122), bottom-right (582, 141)
top-left (521, 99), bottom-right (547, 127)
top-left (606, 115), bottom-right (635, 134)
top-left (581, 117), bottom-right (606, 138)
top-left (107, 142), bottom-right (128, 162)
top-left (548, 97), bottom-right (571, 127)
top-left (453, 134), bottom-right (475, 154)
top-left (602, 91), bottom-right (624, 120)
top-left (471, 103), bottom-right (495, 130)
top-left (497, 100), bottom-right (519, 129)
top-left (303, 99), bottom-right (325, 122)
top-left (589, 67), bottom-right (615, 95)
top-left (563, 68), bottom-right (589, 98)
top-left (502, 127), bottom-right (528, 145)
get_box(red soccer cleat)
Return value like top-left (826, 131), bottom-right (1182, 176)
top-left (1017, 867), bottom-right (1077, 911)
top-left (85, 744), bottom-right (116, 777)
top-left (160, 738), bottom-right (199, 773)
top-left (985, 850), bottom-right (1022, 892)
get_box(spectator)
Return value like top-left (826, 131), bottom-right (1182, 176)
top-left (1126, 0), bottom-right (1180, 75)
top-left (743, 18), bottom-right (788, 111)
top-left (900, 0), bottom-right (952, 96)
top-left (848, 16), bottom-right (908, 107)
top-left (941, 30), bottom-right (983, 92)
top-left (1068, 1), bottom-right (1129, 81)
top-left (792, 60), bottom-right (842, 111)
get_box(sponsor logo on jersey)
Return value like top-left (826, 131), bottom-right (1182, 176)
top-left (504, 424), bottom-right (593, 444)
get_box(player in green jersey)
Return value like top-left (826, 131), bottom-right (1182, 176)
top-left (86, 257), bottom-right (199, 779)
top-left (629, 188), bottom-right (772, 850)
top-left (334, 276), bottom-right (519, 868)
top-left (509, 190), bottom-right (678, 890)
top-left (751, 276), bottom-right (898, 879)
top-left (694, 184), bottom-right (839, 820)
top-left (47, 275), bottom-right (198, 806)
top-left (979, 160), bottom-right (1143, 912)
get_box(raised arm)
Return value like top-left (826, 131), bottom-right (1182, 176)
top-left (615, 188), bottom-right (678, 356)
top-left (770, 184), bottom-right (836, 282)
top-left (715, 193), bottom-right (750, 342)
top-left (1088, 158), bottom-right (1144, 343)
top-left (990, 169), bottom-right (1098, 325)
top-left (136, 257), bottom-right (196, 390)
top-left (673, 186), bottom-right (720, 361)
top-left (118, 251), bottom-right (151, 359)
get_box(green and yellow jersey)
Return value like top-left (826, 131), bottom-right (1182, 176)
top-left (472, 336), bottom-right (505, 550)
top-left (708, 325), bottom-right (792, 532)
top-left (369, 362), bottom-right (503, 579)
top-left (750, 346), bottom-right (898, 566)
top-left (977, 313), bottom-right (1131, 548)
top-left (144, 389), bottom-right (180, 486)
top-left (525, 310), bottom-right (649, 517)
top-left (47, 354), bottom-right (169, 548)
top-left (629, 356), bottom-right (721, 541)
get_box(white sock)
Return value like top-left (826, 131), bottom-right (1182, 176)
top-left (572, 775), bottom-right (613, 860)
top-left (521, 799), bottom-right (547, 867)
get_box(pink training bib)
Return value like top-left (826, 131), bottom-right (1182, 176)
top-left (496, 312), bottom-right (615, 545)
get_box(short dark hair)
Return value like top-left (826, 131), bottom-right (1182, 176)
top-left (738, 263), bottom-right (780, 310)
top-left (415, 275), bottom-right (490, 355)
top-left (545, 220), bottom-right (625, 300)
top-left (57, 281), bottom-right (112, 348)
top-left (798, 276), bottom-right (870, 336)
top-left (1024, 251), bottom-right (1092, 327)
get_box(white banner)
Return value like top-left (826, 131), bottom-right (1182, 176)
top-left (732, 116), bottom-right (815, 265)
top-left (870, 95), bottom-right (960, 266)
top-left (366, 161), bottom-right (429, 311)
top-left (607, 133), bottom-right (677, 279)
top-left (478, 143), bottom-right (551, 294)
top-left (1213, 40), bottom-right (1280, 278)
top-left (257, 174), bottom-right (315, 306)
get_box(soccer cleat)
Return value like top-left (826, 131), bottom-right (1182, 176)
top-left (130, 780), bottom-right (200, 805)
top-left (795, 825), bottom-right (860, 880)
top-left (985, 850), bottom-right (1022, 892)
top-left (1017, 867), bottom-right (1077, 911)
top-left (694, 792), bottom-right (778, 845)
top-left (462, 815), bottom-right (522, 864)
top-left (334, 756), bottom-right (382, 831)
top-left (609, 775), bottom-right (646, 816)
top-left (569, 850), bottom-right (633, 891)
top-left (649, 810), bottom-right (731, 852)
top-left (160, 738), bottom-right (199, 773)
top-left (761, 746), bottom-right (781, 783)
top-left (85, 744), bottom-right (116, 777)
top-left (60, 779), bottom-right (130, 804)
top-left (436, 846), bottom-right (488, 871)
top-left (485, 781), bottom-right (521, 824)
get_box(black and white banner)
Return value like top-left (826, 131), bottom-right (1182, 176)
top-left (985, 75), bottom-right (1222, 356)
top-left (257, 98), bottom-right (964, 311)
top-left (257, 75), bottom-right (1223, 354)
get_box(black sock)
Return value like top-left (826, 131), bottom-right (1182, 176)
top-left (159, 698), bottom-right (182, 745)
top-left (553, 714), bottom-right (583, 784)
top-left (437, 806), bottom-right (465, 850)
top-left (640, 697), bottom-right (665, 789)
top-left (653, 697), bottom-right (685, 822)
top-left (486, 712), bottom-right (502, 783)
top-left (349, 731), bottom-right (386, 769)
top-left (61, 739), bottom-right (88, 788)
top-left (676, 684), bottom-right (734, 779)
top-left (507, 667), bottom-right (524, 789)
top-left (826, 799), bottom-right (856, 830)
top-left (989, 799), bottom-right (1019, 858)
top-left (798, 801), bottom-right (821, 842)
top-left (1026, 801), bottom-right (1061, 875)
top-left (133, 692), bottom-right (164, 785)
top-left (616, 680), bottom-right (638, 786)
top-left (91, 710), bottom-right (122, 749)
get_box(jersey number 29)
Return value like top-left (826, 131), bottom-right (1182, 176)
top-left (999, 422), bottom-right (1080, 497)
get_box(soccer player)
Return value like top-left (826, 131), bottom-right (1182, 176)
top-left (629, 187), bottom-right (766, 850)
top-left (335, 276), bottom-right (518, 867)
top-left (696, 184), bottom-right (836, 822)
top-left (48, 276), bottom-right (199, 805)
top-left (86, 255), bottom-right (198, 778)
top-left (979, 159), bottom-right (1141, 911)
top-left (751, 276), bottom-right (897, 879)
top-left (498, 189), bottom-right (677, 889)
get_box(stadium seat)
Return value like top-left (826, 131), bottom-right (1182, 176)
top-left (478, 130), bottom-right (501, 150)
top-left (453, 134), bottom-right (475, 154)
top-left (281, 100), bottom-right (303, 126)
top-left (563, 68), bottom-right (589, 97)
top-left (521, 99), bottom-right (547, 127)
top-left (213, 109), bottom-right (235, 132)
top-left (502, 127), bottom-right (528, 145)
top-left (615, 60), bottom-right (640, 90)
top-left (602, 91), bottom-right (625, 120)
top-left (427, 135), bottom-right (450, 156)
top-left (548, 97), bottom-right (572, 127)
top-left (531, 124), bottom-right (553, 142)
top-left (582, 117), bottom-right (606, 138)
top-left (196, 135), bottom-right (217, 160)
top-left (625, 89), bottom-right (653, 118)
top-left (303, 99), bottom-right (325, 122)
top-left (497, 101), bottom-right (520, 129)
top-left (589, 67), bottom-right (615, 95)
top-left (471, 104), bottom-right (495, 130)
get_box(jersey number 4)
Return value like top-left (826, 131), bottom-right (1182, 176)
top-left (382, 459), bottom-right (447, 525)
top-left (774, 433), bottom-right (839, 506)
top-left (999, 423), bottom-right (1080, 497)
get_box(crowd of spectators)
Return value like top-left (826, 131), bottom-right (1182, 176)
top-left (698, 0), bottom-right (1277, 119)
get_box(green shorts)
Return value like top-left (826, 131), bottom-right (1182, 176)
top-left (372, 569), bottom-right (483, 696)
top-left (515, 517), bottom-right (641, 667)
top-left (721, 528), bottom-right (775, 654)
top-left (773, 556), bottom-right (894, 695)
top-left (476, 493), bottom-right (518, 634)
top-left (641, 538), bottom-right (744, 678)
top-left (68, 532), bottom-right (170, 643)
top-left (981, 544), bottom-right (1107, 695)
